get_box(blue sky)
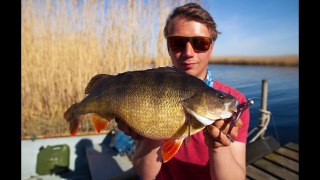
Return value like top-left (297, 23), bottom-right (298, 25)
top-left (202, 0), bottom-right (299, 56)
top-left (29, 0), bottom-right (299, 57)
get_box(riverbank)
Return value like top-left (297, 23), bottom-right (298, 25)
top-left (209, 55), bottom-right (298, 66)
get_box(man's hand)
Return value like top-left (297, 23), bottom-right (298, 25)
top-left (203, 118), bottom-right (243, 148)
top-left (115, 117), bottom-right (146, 141)
top-left (115, 118), bottom-right (162, 178)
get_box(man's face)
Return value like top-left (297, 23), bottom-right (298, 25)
top-left (167, 16), bottom-right (214, 80)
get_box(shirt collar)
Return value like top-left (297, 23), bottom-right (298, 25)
top-left (203, 67), bottom-right (214, 88)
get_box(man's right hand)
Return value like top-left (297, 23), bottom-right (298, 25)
top-left (115, 117), bottom-right (163, 178)
top-left (115, 117), bottom-right (144, 140)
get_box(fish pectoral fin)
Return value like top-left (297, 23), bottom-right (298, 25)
top-left (91, 114), bottom-right (110, 133)
top-left (162, 138), bottom-right (184, 163)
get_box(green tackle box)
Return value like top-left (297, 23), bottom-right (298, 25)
top-left (36, 144), bottom-right (70, 175)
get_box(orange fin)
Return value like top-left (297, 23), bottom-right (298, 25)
top-left (162, 138), bottom-right (184, 163)
top-left (64, 103), bottom-right (80, 136)
top-left (70, 119), bottom-right (80, 136)
top-left (91, 114), bottom-right (109, 133)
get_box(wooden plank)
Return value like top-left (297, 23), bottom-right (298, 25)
top-left (246, 165), bottom-right (279, 180)
top-left (264, 152), bottom-right (299, 173)
top-left (246, 136), bottom-right (280, 165)
top-left (275, 147), bottom-right (299, 161)
top-left (253, 159), bottom-right (298, 180)
top-left (284, 142), bottom-right (299, 152)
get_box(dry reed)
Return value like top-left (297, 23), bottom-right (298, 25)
top-left (22, 0), bottom-right (198, 136)
top-left (210, 55), bottom-right (299, 66)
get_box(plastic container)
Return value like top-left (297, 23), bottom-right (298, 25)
top-left (36, 144), bottom-right (70, 175)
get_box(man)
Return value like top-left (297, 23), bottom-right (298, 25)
top-left (116, 3), bottom-right (250, 179)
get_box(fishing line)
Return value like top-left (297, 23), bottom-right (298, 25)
top-left (260, 101), bottom-right (291, 178)
top-left (267, 107), bottom-right (281, 147)
top-left (246, 96), bottom-right (289, 176)
top-left (246, 97), bottom-right (264, 141)
top-left (247, 96), bottom-right (282, 144)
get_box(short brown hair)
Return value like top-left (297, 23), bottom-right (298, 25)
top-left (163, 3), bottom-right (220, 41)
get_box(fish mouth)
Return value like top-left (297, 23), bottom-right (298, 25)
top-left (220, 99), bottom-right (238, 119)
top-left (227, 99), bottom-right (239, 111)
top-left (219, 111), bottom-right (233, 119)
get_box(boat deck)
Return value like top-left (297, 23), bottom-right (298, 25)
top-left (21, 134), bottom-right (299, 180)
top-left (246, 142), bottom-right (299, 180)
top-left (84, 136), bottom-right (299, 180)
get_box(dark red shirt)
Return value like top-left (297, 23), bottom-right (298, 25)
top-left (156, 80), bottom-right (250, 180)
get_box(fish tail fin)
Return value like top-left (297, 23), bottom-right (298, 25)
top-left (162, 138), bottom-right (184, 163)
top-left (91, 114), bottom-right (109, 133)
top-left (64, 103), bottom-right (80, 136)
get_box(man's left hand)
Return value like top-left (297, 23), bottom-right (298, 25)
top-left (203, 118), bottom-right (243, 148)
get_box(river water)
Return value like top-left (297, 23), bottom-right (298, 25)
top-left (209, 64), bottom-right (299, 145)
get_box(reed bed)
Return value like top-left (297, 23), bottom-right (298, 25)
top-left (210, 55), bottom-right (299, 66)
top-left (22, 0), bottom-right (199, 136)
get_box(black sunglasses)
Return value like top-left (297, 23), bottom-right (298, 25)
top-left (167, 36), bottom-right (213, 53)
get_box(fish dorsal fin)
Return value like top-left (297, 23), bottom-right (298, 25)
top-left (138, 66), bottom-right (190, 76)
top-left (143, 66), bottom-right (180, 73)
top-left (85, 74), bottom-right (112, 94)
top-left (162, 138), bottom-right (184, 163)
